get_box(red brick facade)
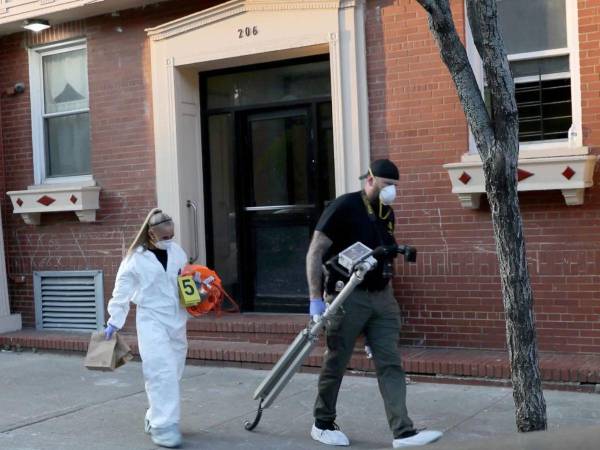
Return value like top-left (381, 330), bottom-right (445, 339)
top-left (0, 0), bottom-right (599, 353)
top-left (367, 0), bottom-right (600, 353)
top-left (0, 1), bottom-right (212, 330)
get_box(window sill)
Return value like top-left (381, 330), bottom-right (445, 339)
top-left (444, 149), bottom-right (597, 208)
top-left (462, 143), bottom-right (589, 162)
top-left (7, 181), bottom-right (101, 225)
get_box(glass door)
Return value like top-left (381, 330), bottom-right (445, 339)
top-left (202, 56), bottom-right (335, 312)
top-left (240, 107), bottom-right (316, 312)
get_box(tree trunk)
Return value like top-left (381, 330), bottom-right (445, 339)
top-left (416, 0), bottom-right (547, 432)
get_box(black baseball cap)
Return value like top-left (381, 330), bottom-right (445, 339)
top-left (359, 159), bottom-right (399, 180)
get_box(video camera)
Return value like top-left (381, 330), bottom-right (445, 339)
top-left (323, 242), bottom-right (417, 294)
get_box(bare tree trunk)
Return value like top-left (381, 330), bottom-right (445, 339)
top-left (415, 0), bottom-right (547, 432)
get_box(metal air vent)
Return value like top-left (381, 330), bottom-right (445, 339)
top-left (34, 271), bottom-right (104, 331)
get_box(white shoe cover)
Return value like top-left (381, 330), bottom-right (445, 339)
top-left (150, 424), bottom-right (182, 448)
top-left (311, 424), bottom-right (350, 446)
top-left (144, 410), bottom-right (151, 434)
top-left (392, 430), bottom-right (443, 448)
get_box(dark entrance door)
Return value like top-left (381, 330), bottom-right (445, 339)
top-left (241, 107), bottom-right (315, 312)
top-left (202, 57), bottom-right (335, 312)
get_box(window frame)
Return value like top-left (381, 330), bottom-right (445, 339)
top-left (465, 0), bottom-right (583, 156)
top-left (28, 38), bottom-right (93, 184)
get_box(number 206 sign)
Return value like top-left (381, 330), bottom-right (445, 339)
top-left (238, 26), bottom-right (258, 38)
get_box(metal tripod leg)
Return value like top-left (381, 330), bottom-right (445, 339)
top-left (252, 329), bottom-right (312, 401)
top-left (243, 265), bottom-right (370, 431)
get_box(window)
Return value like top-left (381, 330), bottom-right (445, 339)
top-left (467, 0), bottom-right (582, 151)
top-left (29, 40), bottom-right (91, 183)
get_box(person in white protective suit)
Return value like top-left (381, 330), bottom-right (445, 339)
top-left (104, 208), bottom-right (189, 448)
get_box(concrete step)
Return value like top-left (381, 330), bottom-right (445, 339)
top-left (186, 313), bottom-right (369, 347)
top-left (186, 313), bottom-right (307, 344)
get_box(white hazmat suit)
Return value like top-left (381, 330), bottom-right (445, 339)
top-left (107, 243), bottom-right (189, 429)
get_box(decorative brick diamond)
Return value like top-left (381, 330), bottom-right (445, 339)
top-left (37, 195), bottom-right (56, 206)
top-left (517, 169), bottom-right (534, 182)
top-left (16, 198), bottom-right (23, 207)
top-left (70, 195), bottom-right (78, 204)
top-left (458, 171), bottom-right (471, 184)
top-left (562, 166), bottom-right (575, 180)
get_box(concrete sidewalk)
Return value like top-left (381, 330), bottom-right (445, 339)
top-left (0, 350), bottom-right (598, 450)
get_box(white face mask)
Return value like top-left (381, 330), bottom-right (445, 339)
top-left (379, 185), bottom-right (396, 205)
top-left (154, 239), bottom-right (174, 250)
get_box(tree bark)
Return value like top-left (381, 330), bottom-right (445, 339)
top-left (416, 0), bottom-right (547, 432)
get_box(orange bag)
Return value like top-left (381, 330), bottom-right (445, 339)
top-left (180, 264), bottom-right (240, 317)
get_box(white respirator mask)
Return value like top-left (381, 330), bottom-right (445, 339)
top-left (379, 185), bottom-right (396, 205)
top-left (154, 239), bottom-right (174, 250)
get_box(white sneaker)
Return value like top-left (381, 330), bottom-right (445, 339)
top-left (150, 424), bottom-right (182, 448)
top-left (311, 423), bottom-right (350, 446)
top-left (392, 430), bottom-right (443, 448)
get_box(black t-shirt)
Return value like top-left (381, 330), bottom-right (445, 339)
top-left (149, 248), bottom-right (168, 271)
top-left (316, 190), bottom-right (397, 291)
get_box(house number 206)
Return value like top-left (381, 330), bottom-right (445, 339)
top-left (238, 26), bottom-right (258, 38)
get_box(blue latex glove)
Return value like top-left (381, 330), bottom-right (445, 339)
top-left (104, 323), bottom-right (118, 340)
top-left (309, 298), bottom-right (326, 317)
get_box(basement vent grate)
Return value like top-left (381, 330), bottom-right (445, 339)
top-left (34, 271), bottom-right (104, 331)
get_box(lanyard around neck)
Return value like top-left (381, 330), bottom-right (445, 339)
top-left (361, 190), bottom-right (390, 221)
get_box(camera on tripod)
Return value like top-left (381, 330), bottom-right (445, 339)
top-left (323, 242), bottom-right (417, 294)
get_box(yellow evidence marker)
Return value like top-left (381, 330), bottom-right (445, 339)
top-left (178, 275), bottom-right (202, 307)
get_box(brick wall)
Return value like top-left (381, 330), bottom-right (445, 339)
top-left (1, 0), bottom-right (599, 354)
top-left (366, 0), bottom-right (600, 353)
top-left (0, 1), bottom-right (216, 329)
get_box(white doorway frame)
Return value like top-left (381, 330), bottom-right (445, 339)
top-left (146, 0), bottom-right (371, 261)
top-left (0, 209), bottom-right (21, 332)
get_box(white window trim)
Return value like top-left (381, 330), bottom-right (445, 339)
top-left (514, 72), bottom-right (570, 84)
top-left (28, 38), bottom-right (93, 185)
top-left (507, 48), bottom-right (570, 61)
top-left (566, 0), bottom-right (582, 148)
top-left (465, 0), bottom-right (583, 155)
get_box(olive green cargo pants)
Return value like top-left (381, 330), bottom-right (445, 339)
top-left (314, 284), bottom-right (414, 438)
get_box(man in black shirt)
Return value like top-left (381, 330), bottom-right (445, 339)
top-left (306, 159), bottom-right (441, 448)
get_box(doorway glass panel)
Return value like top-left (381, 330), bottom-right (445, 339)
top-left (249, 111), bottom-right (309, 207)
top-left (255, 225), bottom-right (309, 298)
top-left (207, 113), bottom-right (238, 295)
top-left (206, 60), bottom-right (331, 109)
top-left (318, 102), bottom-right (336, 203)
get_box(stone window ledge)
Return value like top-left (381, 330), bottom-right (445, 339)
top-left (7, 181), bottom-right (101, 225)
top-left (444, 152), bottom-right (598, 209)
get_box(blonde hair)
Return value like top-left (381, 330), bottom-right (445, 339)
top-left (127, 208), bottom-right (173, 255)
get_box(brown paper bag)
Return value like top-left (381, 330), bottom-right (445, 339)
top-left (84, 331), bottom-right (133, 371)
top-left (114, 333), bottom-right (134, 368)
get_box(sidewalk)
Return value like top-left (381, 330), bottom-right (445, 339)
top-left (1, 350), bottom-right (599, 450)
